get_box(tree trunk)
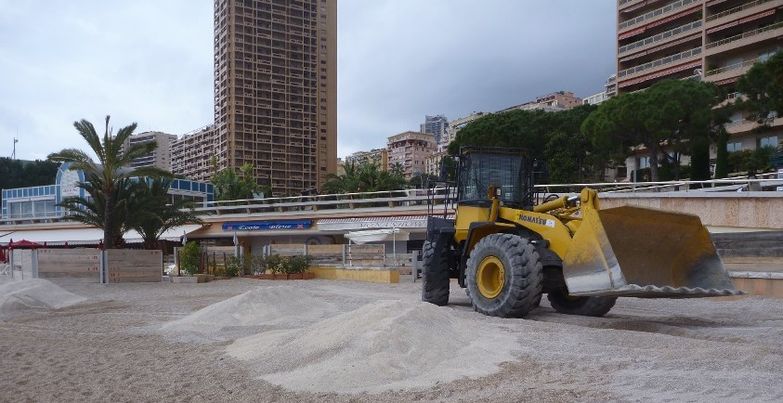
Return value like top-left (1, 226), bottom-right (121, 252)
top-left (104, 187), bottom-right (114, 249)
top-left (714, 129), bottom-right (729, 179)
top-left (649, 142), bottom-right (660, 182)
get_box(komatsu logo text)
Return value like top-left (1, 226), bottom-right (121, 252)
top-left (519, 214), bottom-right (556, 228)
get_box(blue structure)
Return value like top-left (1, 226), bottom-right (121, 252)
top-left (1, 163), bottom-right (214, 222)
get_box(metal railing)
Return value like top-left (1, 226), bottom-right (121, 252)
top-left (180, 175), bottom-right (783, 218)
top-left (706, 0), bottom-right (774, 22)
top-left (619, 0), bottom-right (698, 30)
top-left (706, 21), bottom-right (783, 49)
top-left (618, 47), bottom-right (702, 77)
top-left (619, 20), bottom-right (702, 55)
top-left (705, 56), bottom-right (760, 76)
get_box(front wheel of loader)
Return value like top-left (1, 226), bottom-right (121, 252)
top-left (547, 290), bottom-right (616, 317)
top-left (421, 240), bottom-right (450, 306)
top-left (466, 234), bottom-right (543, 318)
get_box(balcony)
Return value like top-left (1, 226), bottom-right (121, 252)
top-left (725, 116), bottom-right (783, 135)
top-left (619, 20), bottom-right (703, 56)
top-left (705, 21), bottom-right (783, 55)
top-left (704, 56), bottom-right (762, 83)
top-left (618, 46), bottom-right (702, 79)
top-left (706, 0), bottom-right (783, 28)
top-left (619, 0), bottom-right (699, 31)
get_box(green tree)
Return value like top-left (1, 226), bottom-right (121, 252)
top-left (49, 116), bottom-right (169, 249)
top-left (179, 241), bottom-right (201, 275)
top-left (737, 51), bottom-right (783, 123)
top-left (322, 161), bottom-right (407, 193)
top-left (126, 178), bottom-right (202, 250)
top-left (0, 158), bottom-right (60, 203)
top-left (582, 80), bottom-right (720, 181)
top-left (211, 162), bottom-right (261, 200)
top-left (448, 105), bottom-right (599, 183)
top-left (58, 176), bottom-right (136, 247)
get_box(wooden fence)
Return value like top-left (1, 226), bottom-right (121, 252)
top-left (105, 249), bottom-right (162, 283)
top-left (37, 248), bottom-right (101, 282)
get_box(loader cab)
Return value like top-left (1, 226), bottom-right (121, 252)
top-left (456, 147), bottom-right (534, 209)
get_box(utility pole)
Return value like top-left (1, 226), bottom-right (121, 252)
top-left (12, 137), bottom-right (18, 159)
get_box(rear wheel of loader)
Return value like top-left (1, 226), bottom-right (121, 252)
top-left (421, 240), bottom-right (450, 306)
top-left (547, 290), bottom-right (616, 317)
top-left (466, 234), bottom-right (543, 318)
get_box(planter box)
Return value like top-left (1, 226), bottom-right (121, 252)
top-left (171, 276), bottom-right (199, 284)
top-left (303, 272), bottom-right (316, 280)
top-left (259, 273), bottom-right (275, 280)
top-left (273, 273), bottom-right (289, 280)
top-left (288, 273), bottom-right (304, 280)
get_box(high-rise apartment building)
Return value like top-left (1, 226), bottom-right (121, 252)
top-left (499, 91), bottom-right (583, 113)
top-left (171, 125), bottom-right (217, 181)
top-left (121, 131), bottom-right (178, 171)
top-left (617, 0), bottom-right (782, 159)
top-left (209, 0), bottom-right (337, 196)
top-left (420, 115), bottom-right (449, 148)
top-left (387, 131), bottom-right (436, 179)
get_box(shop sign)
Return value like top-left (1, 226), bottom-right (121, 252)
top-left (222, 220), bottom-right (312, 231)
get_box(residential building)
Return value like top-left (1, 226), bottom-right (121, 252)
top-left (583, 91), bottom-right (610, 105)
top-left (420, 115), bottom-right (449, 148)
top-left (171, 125), bottom-right (216, 182)
top-left (1, 163), bottom-right (213, 223)
top-left (387, 131), bottom-right (436, 179)
top-left (617, 0), bottom-right (783, 177)
top-left (345, 148), bottom-right (389, 171)
top-left (500, 91), bottom-right (583, 113)
top-left (442, 112), bottom-right (486, 150)
top-left (197, 0), bottom-right (337, 196)
top-left (121, 131), bottom-right (177, 171)
top-left (425, 150), bottom-right (448, 177)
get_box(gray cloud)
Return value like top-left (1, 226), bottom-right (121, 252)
top-left (0, 0), bottom-right (615, 161)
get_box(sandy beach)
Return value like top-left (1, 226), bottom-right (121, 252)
top-left (1, 277), bottom-right (782, 402)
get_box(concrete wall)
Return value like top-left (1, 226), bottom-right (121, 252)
top-left (600, 193), bottom-right (783, 229)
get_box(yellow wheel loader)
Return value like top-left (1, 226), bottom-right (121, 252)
top-left (422, 147), bottom-right (741, 317)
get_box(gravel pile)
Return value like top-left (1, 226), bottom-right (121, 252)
top-left (0, 278), bottom-right (86, 320)
top-left (226, 300), bottom-right (519, 393)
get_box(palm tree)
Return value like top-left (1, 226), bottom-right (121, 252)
top-left (49, 116), bottom-right (170, 249)
top-left (127, 178), bottom-right (202, 250)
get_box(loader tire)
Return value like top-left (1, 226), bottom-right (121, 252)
top-left (466, 234), bottom-right (543, 318)
top-left (421, 240), bottom-right (450, 306)
top-left (547, 291), bottom-right (616, 317)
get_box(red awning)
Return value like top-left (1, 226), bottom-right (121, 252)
top-left (8, 239), bottom-right (43, 249)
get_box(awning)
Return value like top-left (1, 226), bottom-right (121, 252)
top-left (345, 228), bottom-right (409, 244)
top-left (0, 224), bottom-right (203, 246)
top-left (317, 215), bottom-right (428, 231)
top-left (124, 224), bottom-right (204, 243)
top-left (0, 227), bottom-right (104, 245)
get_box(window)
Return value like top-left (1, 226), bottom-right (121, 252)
top-left (638, 156), bottom-right (650, 169)
top-left (760, 136), bottom-right (778, 148)
top-left (727, 142), bottom-right (743, 152)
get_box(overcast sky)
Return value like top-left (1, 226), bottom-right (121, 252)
top-left (0, 0), bottom-right (616, 160)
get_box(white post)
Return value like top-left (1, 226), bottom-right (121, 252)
top-left (9, 249), bottom-right (14, 280)
top-left (30, 249), bottom-right (38, 278)
top-left (392, 228), bottom-right (397, 267)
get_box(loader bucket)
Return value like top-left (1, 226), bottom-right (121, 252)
top-left (563, 206), bottom-right (742, 298)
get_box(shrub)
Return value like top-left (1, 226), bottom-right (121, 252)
top-left (180, 241), bottom-right (201, 275)
top-left (225, 256), bottom-right (241, 277)
top-left (261, 254), bottom-right (312, 274)
top-left (287, 255), bottom-right (312, 274)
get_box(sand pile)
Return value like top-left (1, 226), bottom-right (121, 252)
top-left (227, 300), bottom-right (519, 393)
top-left (161, 286), bottom-right (341, 342)
top-left (0, 278), bottom-right (86, 320)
